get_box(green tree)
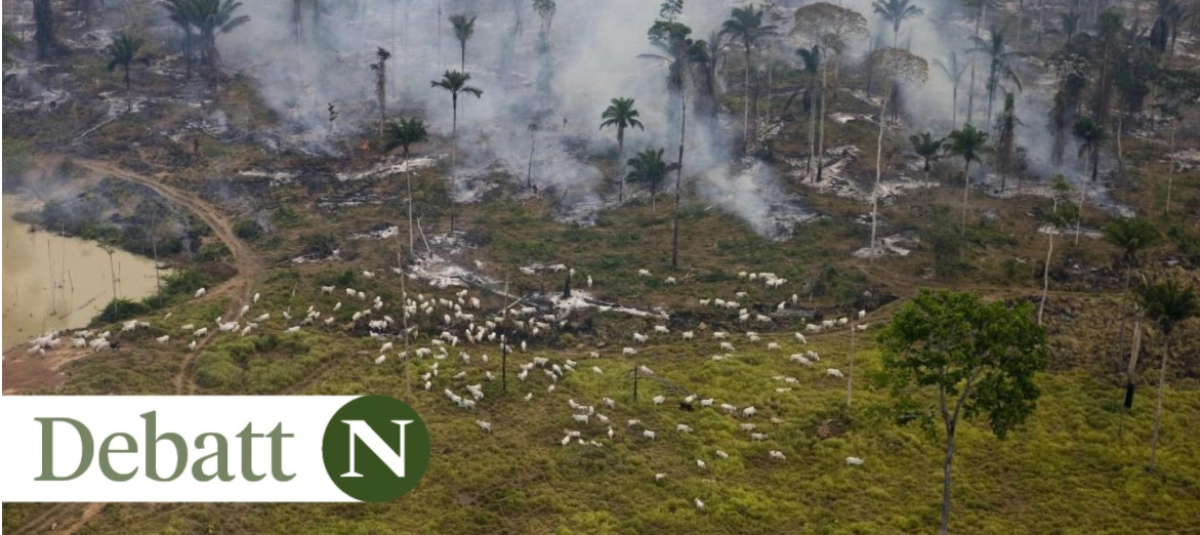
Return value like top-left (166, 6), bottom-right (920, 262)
top-left (910, 131), bottom-right (944, 173)
top-left (385, 118), bottom-right (430, 253)
top-left (876, 289), bottom-right (1047, 535)
top-left (1073, 117), bottom-right (1106, 182)
top-left (1103, 218), bottom-right (1162, 409)
top-left (871, 0), bottom-right (924, 47)
top-left (106, 33), bottom-right (146, 111)
top-left (1137, 278), bottom-right (1198, 471)
top-left (721, 4), bottom-right (776, 155)
top-left (450, 14), bottom-right (476, 70)
top-left (626, 148), bottom-right (679, 218)
top-left (947, 123), bottom-right (988, 237)
top-left (430, 70), bottom-right (483, 175)
top-left (599, 97), bottom-right (645, 203)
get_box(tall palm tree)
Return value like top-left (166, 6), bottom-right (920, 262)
top-left (969, 25), bottom-right (1027, 130)
top-left (599, 97), bottom-right (645, 203)
top-left (934, 52), bottom-right (968, 128)
top-left (643, 20), bottom-right (696, 145)
top-left (910, 131), bottom-right (944, 172)
top-left (1138, 278), bottom-right (1198, 472)
top-left (384, 118), bottom-right (430, 254)
top-left (1073, 117), bottom-right (1105, 182)
top-left (106, 33), bottom-right (145, 111)
top-left (871, 0), bottom-right (924, 47)
top-left (626, 148), bottom-right (679, 218)
top-left (721, 4), bottom-right (776, 155)
top-left (162, 0), bottom-right (198, 78)
top-left (1104, 218), bottom-right (1162, 409)
top-left (187, 0), bottom-right (251, 81)
top-left (947, 123), bottom-right (988, 237)
top-left (450, 14), bottom-right (476, 71)
top-left (430, 70), bottom-right (483, 175)
top-left (796, 45), bottom-right (822, 176)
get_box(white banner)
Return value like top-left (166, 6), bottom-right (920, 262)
top-left (0, 396), bottom-right (360, 502)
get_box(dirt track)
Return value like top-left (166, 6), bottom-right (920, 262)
top-left (74, 159), bottom-right (264, 395)
top-left (2, 158), bottom-right (263, 396)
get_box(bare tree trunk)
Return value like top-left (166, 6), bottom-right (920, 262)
top-left (962, 161), bottom-right (971, 239)
top-left (672, 92), bottom-right (687, 268)
top-left (1166, 126), bottom-right (1177, 215)
top-left (1038, 229), bottom-right (1053, 324)
top-left (406, 148), bottom-right (415, 254)
top-left (1149, 334), bottom-right (1169, 472)
top-left (816, 58), bottom-right (828, 181)
top-left (742, 48), bottom-right (752, 155)
top-left (940, 427), bottom-right (957, 535)
top-left (846, 317), bottom-right (856, 405)
top-left (1074, 184), bottom-right (1085, 246)
top-left (450, 96), bottom-right (458, 175)
top-left (807, 81), bottom-right (817, 176)
top-left (870, 86), bottom-right (891, 262)
top-left (617, 131), bottom-right (626, 203)
top-left (1124, 313), bottom-right (1142, 409)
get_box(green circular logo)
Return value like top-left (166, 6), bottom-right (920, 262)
top-left (321, 396), bottom-right (430, 502)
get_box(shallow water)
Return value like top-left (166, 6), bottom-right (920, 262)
top-left (2, 195), bottom-right (166, 349)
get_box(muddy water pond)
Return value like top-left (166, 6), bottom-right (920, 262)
top-left (3, 195), bottom-right (166, 349)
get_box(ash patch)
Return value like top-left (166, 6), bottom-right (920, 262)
top-left (350, 224), bottom-right (401, 241)
top-left (853, 232), bottom-right (920, 259)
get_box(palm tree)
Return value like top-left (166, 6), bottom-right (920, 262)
top-left (187, 0), bottom-right (251, 81)
top-left (430, 70), bottom-right (483, 175)
top-left (934, 52), bottom-right (968, 128)
top-left (162, 0), bottom-right (198, 78)
top-left (969, 25), bottom-right (1027, 130)
top-left (644, 20), bottom-right (696, 145)
top-left (384, 118), bottom-right (430, 254)
top-left (721, 4), bottom-right (776, 155)
top-left (871, 0), bottom-right (924, 47)
top-left (947, 123), bottom-right (988, 237)
top-left (1104, 218), bottom-right (1162, 409)
top-left (106, 33), bottom-right (145, 111)
top-left (910, 131), bottom-right (945, 172)
top-left (1138, 278), bottom-right (1198, 472)
top-left (450, 14), bottom-right (476, 71)
top-left (796, 45), bottom-right (822, 176)
top-left (627, 148), bottom-right (679, 218)
top-left (1073, 117), bottom-right (1105, 182)
top-left (599, 97), bottom-right (645, 203)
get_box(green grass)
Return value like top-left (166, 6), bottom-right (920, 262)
top-left (18, 327), bottom-right (1200, 534)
